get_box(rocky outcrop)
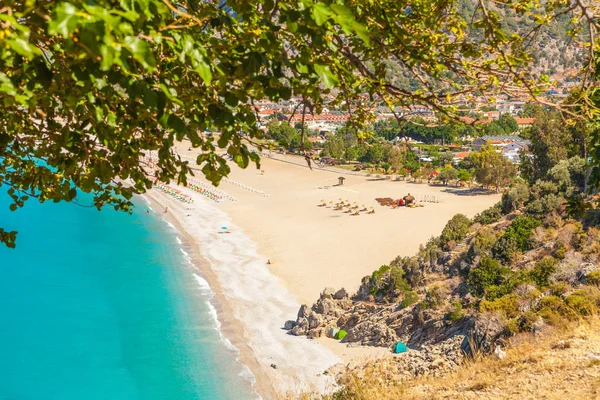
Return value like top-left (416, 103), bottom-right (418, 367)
top-left (286, 286), bottom-right (477, 352)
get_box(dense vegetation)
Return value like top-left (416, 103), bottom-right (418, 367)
top-left (355, 109), bottom-right (600, 346)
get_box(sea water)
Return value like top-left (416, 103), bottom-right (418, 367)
top-left (0, 194), bottom-right (257, 400)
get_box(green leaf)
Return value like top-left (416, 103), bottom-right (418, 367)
top-left (7, 38), bottom-right (41, 58)
top-left (48, 2), bottom-right (79, 37)
top-left (314, 64), bottom-right (339, 88)
top-left (123, 36), bottom-right (156, 71)
top-left (194, 58), bottom-right (213, 85)
top-left (311, 3), bottom-right (332, 26)
top-left (167, 114), bottom-right (186, 135)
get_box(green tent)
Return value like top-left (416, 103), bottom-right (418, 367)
top-left (334, 330), bottom-right (347, 340)
top-left (394, 342), bottom-right (408, 354)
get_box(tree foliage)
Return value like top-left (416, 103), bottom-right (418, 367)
top-left (1, 0), bottom-right (599, 246)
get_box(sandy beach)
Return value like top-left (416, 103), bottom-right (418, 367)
top-left (146, 147), bottom-right (501, 398)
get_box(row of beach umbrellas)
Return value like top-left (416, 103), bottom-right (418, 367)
top-left (154, 182), bottom-right (194, 204)
top-left (188, 178), bottom-right (238, 202)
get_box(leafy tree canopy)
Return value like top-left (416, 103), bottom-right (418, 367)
top-left (1, 0), bottom-right (599, 246)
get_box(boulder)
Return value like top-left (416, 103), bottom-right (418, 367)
top-left (291, 318), bottom-right (309, 336)
top-left (297, 304), bottom-right (309, 320)
top-left (333, 288), bottom-right (349, 300)
top-left (284, 320), bottom-right (296, 330)
top-left (308, 311), bottom-right (324, 329)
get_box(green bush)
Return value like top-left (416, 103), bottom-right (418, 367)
top-left (369, 265), bottom-right (391, 295)
top-left (565, 288), bottom-right (600, 316)
top-left (401, 290), bottom-right (419, 308)
top-left (473, 204), bottom-right (503, 225)
top-left (491, 235), bottom-right (520, 265)
top-left (530, 256), bottom-right (558, 287)
top-left (479, 294), bottom-right (521, 318)
top-left (518, 311), bottom-right (539, 331)
top-left (484, 270), bottom-right (530, 301)
top-left (390, 256), bottom-right (422, 287)
top-left (390, 266), bottom-right (411, 292)
top-left (421, 287), bottom-right (444, 309)
top-left (467, 257), bottom-right (506, 297)
top-left (492, 215), bottom-right (541, 264)
top-left (537, 295), bottom-right (577, 321)
top-left (446, 301), bottom-right (464, 322)
top-left (502, 319), bottom-right (519, 336)
top-left (549, 282), bottom-right (571, 296)
top-left (466, 227), bottom-right (498, 263)
top-left (501, 183), bottom-right (530, 213)
top-left (587, 271), bottom-right (600, 286)
top-left (440, 214), bottom-right (472, 250)
top-left (555, 245), bottom-right (567, 259)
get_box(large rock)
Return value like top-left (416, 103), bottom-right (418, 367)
top-left (284, 320), bottom-right (296, 330)
top-left (333, 288), bottom-right (349, 300)
top-left (291, 318), bottom-right (309, 336)
top-left (297, 304), bottom-right (309, 320)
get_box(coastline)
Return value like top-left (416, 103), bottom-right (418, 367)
top-left (143, 149), bottom-right (501, 398)
top-left (143, 189), bottom-right (341, 399)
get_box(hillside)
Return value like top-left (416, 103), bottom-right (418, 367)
top-left (324, 317), bottom-right (600, 399)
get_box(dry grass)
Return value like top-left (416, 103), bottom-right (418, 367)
top-left (292, 317), bottom-right (600, 400)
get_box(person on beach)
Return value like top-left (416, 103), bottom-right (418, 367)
top-left (146, 208), bottom-right (150, 214)
top-left (164, 206), bottom-right (168, 213)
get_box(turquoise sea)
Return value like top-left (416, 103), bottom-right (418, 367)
top-left (0, 194), bottom-right (257, 400)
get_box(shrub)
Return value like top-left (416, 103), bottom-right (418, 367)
top-left (587, 271), bottom-right (600, 286)
top-left (530, 256), bottom-right (558, 287)
top-left (565, 287), bottom-right (600, 316)
top-left (401, 290), bottom-right (419, 308)
top-left (492, 216), bottom-right (541, 264)
top-left (479, 294), bottom-right (521, 318)
top-left (440, 214), bottom-right (472, 250)
top-left (446, 302), bottom-right (464, 322)
top-left (390, 256), bottom-right (422, 287)
top-left (501, 182), bottom-right (530, 213)
top-left (518, 311), bottom-right (539, 331)
top-left (422, 287), bottom-right (444, 309)
top-left (485, 270), bottom-right (531, 301)
top-left (538, 308), bottom-right (563, 326)
top-left (390, 266), bottom-right (411, 292)
top-left (555, 245), bottom-right (567, 260)
top-left (502, 319), bottom-right (519, 336)
top-left (468, 257), bottom-right (506, 297)
top-left (466, 227), bottom-right (498, 263)
top-left (491, 235), bottom-right (520, 265)
top-left (369, 265), bottom-right (391, 295)
top-left (549, 282), bottom-right (571, 296)
top-left (473, 204), bottom-right (503, 225)
top-left (550, 251), bottom-right (585, 285)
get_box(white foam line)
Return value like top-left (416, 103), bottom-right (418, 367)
top-left (172, 191), bottom-right (341, 395)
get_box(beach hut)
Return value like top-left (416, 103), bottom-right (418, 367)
top-left (334, 329), bottom-right (347, 340)
top-left (327, 327), bottom-right (339, 338)
top-left (394, 342), bottom-right (408, 354)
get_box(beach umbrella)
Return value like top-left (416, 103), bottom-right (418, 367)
top-left (221, 226), bottom-right (228, 230)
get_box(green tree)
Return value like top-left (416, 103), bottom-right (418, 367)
top-left (469, 146), bottom-right (516, 189)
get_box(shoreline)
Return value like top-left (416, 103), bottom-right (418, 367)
top-left (143, 189), bottom-right (341, 398)
top-left (143, 191), bottom-right (275, 399)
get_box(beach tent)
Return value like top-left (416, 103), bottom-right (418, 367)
top-left (334, 330), bottom-right (347, 340)
top-left (327, 327), bottom-right (339, 338)
top-left (394, 342), bottom-right (408, 354)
